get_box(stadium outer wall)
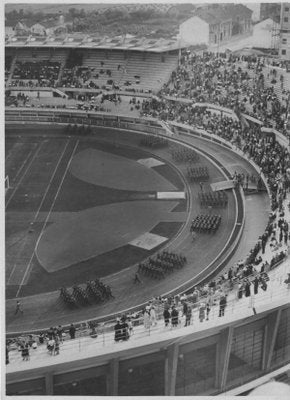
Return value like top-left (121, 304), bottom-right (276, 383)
top-left (5, 108), bottom-right (288, 396)
top-left (6, 303), bottom-right (290, 395)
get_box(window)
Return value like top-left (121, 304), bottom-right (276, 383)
top-left (285, 7), bottom-right (289, 12)
top-left (284, 17), bottom-right (289, 23)
top-left (282, 50), bottom-right (286, 55)
top-left (282, 38), bottom-right (287, 44)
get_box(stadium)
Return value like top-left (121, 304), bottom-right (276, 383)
top-left (4, 2), bottom-right (290, 396)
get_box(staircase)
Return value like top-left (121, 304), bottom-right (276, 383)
top-left (160, 120), bottom-right (175, 135)
top-left (56, 51), bottom-right (69, 86)
top-left (53, 88), bottom-right (68, 99)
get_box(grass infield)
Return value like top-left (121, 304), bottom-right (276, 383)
top-left (6, 126), bottom-right (187, 298)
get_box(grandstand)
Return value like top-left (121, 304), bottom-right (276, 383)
top-left (4, 12), bottom-right (290, 398)
top-left (5, 37), bottom-right (181, 93)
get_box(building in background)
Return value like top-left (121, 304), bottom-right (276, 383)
top-left (252, 17), bottom-right (279, 49)
top-left (14, 21), bottom-right (30, 35)
top-left (280, 2), bottom-right (290, 60)
top-left (5, 24), bottom-right (15, 38)
top-left (30, 20), bottom-right (67, 36)
top-left (244, 3), bottom-right (261, 22)
top-left (179, 4), bottom-right (253, 47)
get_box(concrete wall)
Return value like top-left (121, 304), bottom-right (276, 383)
top-left (252, 19), bottom-right (277, 49)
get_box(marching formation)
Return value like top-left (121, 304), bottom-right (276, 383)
top-left (198, 190), bottom-right (228, 208)
top-left (170, 145), bottom-right (200, 163)
top-left (139, 134), bottom-right (169, 148)
top-left (190, 214), bottom-right (222, 234)
top-left (59, 279), bottom-right (113, 307)
top-left (186, 165), bottom-right (209, 182)
top-left (138, 250), bottom-right (187, 280)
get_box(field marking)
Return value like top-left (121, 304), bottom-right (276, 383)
top-left (5, 142), bottom-right (24, 163)
top-left (5, 142), bottom-right (44, 209)
top-left (15, 140), bottom-right (79, 297)
top-left (5, 142), bottom-right (37, 177)
top-left (7, 140), bottom-right (70, 286)
top-left (33, 140), bottom-right (70, 222)
top-left (12, 148), bottom-right (35, 182)
top-left (129, 232), bottom-right (168, 250)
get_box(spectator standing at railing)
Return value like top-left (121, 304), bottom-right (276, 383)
top-left (69, 324), bottom-right (76, 339)
top-left (57, 325), bottom-right (64, 343)
top-left (284, 273), bottom-right (290, 288)
top-left (163, 308), bottom-right (171, 327)
top-left (244, 279), bottom-right (251, 297)
top-left (191, 287), bottom-right (199, 306)
top-left (47, 327), bottom-right (54, 340)
top-left (54, 337), bottom-right (60, 355)
top-left (114, 319), bottom-right (122, 342)
top-left (47, 338), bottom-right (55, 355)
top-left (185, 304), bottom-right (192, 327)
top-left (261, 272), bottom-right (269, 290)
top-left (149, 306), bottom-right (157, 327)
top-left (219, 295), bottom-right (227, 317)
top-left (143, 306), bottom-right (151, 330)
top-left (21, 343), bottom-right (30, 361)
top-left (38, 332), bottom-right (45, 345)
top-left (199, 303), bottom-right (206, 322)
top-left (119, 316), bottom-right (129, 341)
top-left (171, 306), bottom-right (179, 327)
top-left (127, 317), bottom-right (133, 337)
top-left (206, 288), bottom-right (215, 308)
top-left (253, 275), bottom-right (260, 295)
top-left (206, 302), bottom-right (211, 321)
top-left (182, 301), bottom-right (188, 317)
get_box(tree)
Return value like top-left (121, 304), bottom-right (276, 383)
top-left (68, 8), bottom-right (77, 19)
top-left (79, 8), bottom-right (86, 18)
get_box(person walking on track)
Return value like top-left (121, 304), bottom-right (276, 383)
top-left (14, 300), bottom-right (23, 315)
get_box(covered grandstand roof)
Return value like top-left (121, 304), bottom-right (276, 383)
top-left (5, 34), bottom-right (188, 53)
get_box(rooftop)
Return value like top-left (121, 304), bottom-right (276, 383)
top-left (5, 35), bottom-right (188, 53)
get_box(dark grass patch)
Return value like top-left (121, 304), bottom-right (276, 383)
top-left (6, 138), bottom-right (75, 212)
top-left (171, 200), bottom-right (187, 212)
top-left (150, 221), bottom-right (183, 239)
top-left (18, 245), bottom-right (151, 297)
top-left (79, 136), bottom-right (149, 160)
top-left (6, 222), bottom-right (54, 290)
top-left (5, 141), bottom-right (38, 182)
top-left (5, 214), bottom-right (32, 237)
top-left (15, 222), bottom-right (184, 298)
top-left (54, 172), bottom-right (156, 212)
top-left (6, 124), bottom-right (65, 137)
top-left (153, 164), bottom-right (184, 191)
top-left (6, 285), bottom-right (18, 299)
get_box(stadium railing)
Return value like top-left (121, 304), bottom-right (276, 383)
top-left (6, 273), bottom-right (290, 366)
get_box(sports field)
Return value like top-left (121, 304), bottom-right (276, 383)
top-left (6, 125), bottom-right (188, 299)
top-left (5, 124), bottom-right (253, 332)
